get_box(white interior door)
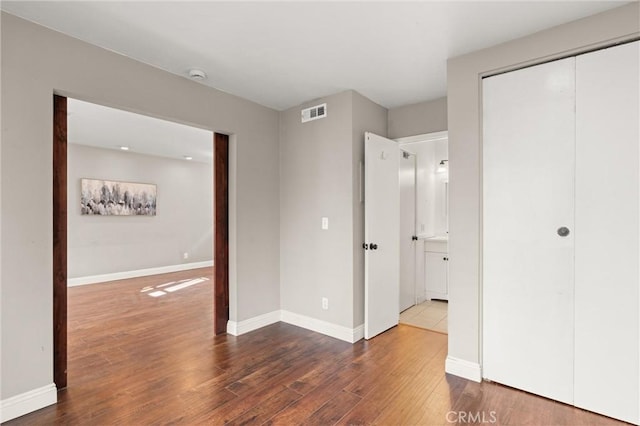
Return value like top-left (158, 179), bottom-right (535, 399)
top-left (574, 41), bottom-right (639, 424)
top-left (399, 151), bottom-right (416, 312)
top-left (364, 132), bottom-right (400, 340)
top-left (483, 57), bottom-right (576, 404)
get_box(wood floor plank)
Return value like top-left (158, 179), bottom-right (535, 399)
top-left (268, 363), bottom-right (364, 425)
top-left (6, 267), bottom-right (628, 426)
top-left (225, 386), bottom-right (301, 426)
top-left (368, 345), bottom-right (449, 425)
top-left (303, 389), bottom-right (362, 426)
top-left (410, 374), bottom-right (469, 426)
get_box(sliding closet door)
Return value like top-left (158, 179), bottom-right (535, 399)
top-left (482, 58), bottom-right (575, 404)
top-left (574, 41), bottom-right (639, 424)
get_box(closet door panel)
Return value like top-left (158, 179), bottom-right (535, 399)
top-left (574, 41), bottom-right (639, 424)
top-left (482, 58), bottom-right (575, 404)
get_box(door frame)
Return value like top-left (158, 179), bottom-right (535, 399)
top-left (395, 131), bottom-right (449, 306)
top-left (398, 149), bottom-right (417, 311)
top-left (52, 95), bottom-right (229, 389)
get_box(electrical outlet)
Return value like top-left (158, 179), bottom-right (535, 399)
top-left (322, 297), bottom-right (329, 310)
top-left (183, 252), bottom-right (189, 260)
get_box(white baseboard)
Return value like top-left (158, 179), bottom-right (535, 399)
top-left (0, 383), bottom-right (57, 423)
top-left (351, 324), bottom-right (365, 342)
top-left (226, 310), bottom-right (364, 344)
top-left (445, 356), bottom-right (482, 382)
top-left (227, 310), bottom-right (281, 336)
top-left (68, 260), bottom-right (214, 287)
top-left (281, 310), bottom-right (364, 343)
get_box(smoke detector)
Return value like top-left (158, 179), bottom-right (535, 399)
top-left (188, 69), bottom-right (207, 81)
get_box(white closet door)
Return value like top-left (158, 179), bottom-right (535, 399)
top-left (574, 41), bottom-right (639, 424)
top-left (483, 58), bottom-right (576, 404)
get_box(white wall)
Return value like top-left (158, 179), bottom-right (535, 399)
top-left (446, 3), bottom-right (639, 376)
top-left (388, 97), bottom-right (447, 139)
top-left (1, 12), bottom-right (280, 401)
top-left (68, 144), bottom-right (213, 278)
top-left (406, 139), bottom-right (448, 238)
top-left (279, 91), bottom-right (354, 328)
top-left (279, 90), bottom-right (386, 330)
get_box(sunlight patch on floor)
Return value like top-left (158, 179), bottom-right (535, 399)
top-left (141, 277), bottom-right (209, 297)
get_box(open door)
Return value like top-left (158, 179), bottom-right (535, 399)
top-left (364, 132), bottom-right (400, 339)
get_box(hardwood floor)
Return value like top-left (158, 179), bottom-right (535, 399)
top-left (8, 267), bottom-right (625, 425)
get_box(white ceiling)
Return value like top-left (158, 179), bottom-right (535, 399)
top-left (2, 1), bottom-right (628, 111)
top-left (68, 98), bottom-right (214, 163)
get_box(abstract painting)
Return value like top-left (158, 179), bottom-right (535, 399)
top-left (81, 178), bottom-right (157, 216)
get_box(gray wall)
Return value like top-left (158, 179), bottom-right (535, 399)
top-left (1, 13), bottom-right (280, 399)
top-left (279, 90), bottom-right (386, 329)
top-left (68, 144), bottom-right (213, 278)
top-left (279, 91), bottom-right (354, 328)
top-left (446, 3), bottom-right (639, 368)
top-left (388, 97), bottom-right (447, 139)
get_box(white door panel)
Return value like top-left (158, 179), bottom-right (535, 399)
top-left (483, 57), bottom-right (576, 404)
top-left (365, 132), bottom-right (400, 339)
top-left (574, 41), bottom-right (639, 424)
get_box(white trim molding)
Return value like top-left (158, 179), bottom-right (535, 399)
top-left (395, 130), bottom-right (448, 146)
top-left (226, 310), bottom-right (364, 344)
top-left (67, 260), bottom-right (214, 287)
top-left (227, 310), bottom-right (281, 336)
top-left (280, 311), bottom-right (364, 343)
top-left (0, 383), bottom-right (57, 423)
top-left (445, 356), bottom-right (482, 383)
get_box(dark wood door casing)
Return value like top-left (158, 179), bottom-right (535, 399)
top-left (53, 94), bottom-right (68, 389)
top-left (214, 133), bottom-right (230, 335)
top-left (53, 97), bottom-right (230, 390)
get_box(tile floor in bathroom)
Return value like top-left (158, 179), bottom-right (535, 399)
top-left (399, 299), bottom-right (448, 334)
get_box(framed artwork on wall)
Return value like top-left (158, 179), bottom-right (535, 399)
top-left (80, 178), bottom-right (157, 216)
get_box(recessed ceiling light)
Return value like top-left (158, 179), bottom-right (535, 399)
top-left (120, 146), bottom-right (130, 151)
top-left (184, 156), bottom-right (193, 160)
top-left (188, 69), bottom-right (207, 81)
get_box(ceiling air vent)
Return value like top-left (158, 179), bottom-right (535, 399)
top-left (301, 103), bottom-right (327, 123)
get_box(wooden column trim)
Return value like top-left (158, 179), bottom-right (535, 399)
top-left (214, 133), bottom-right (230, 335)
top-left (53, 94), bottom-right (68, 389)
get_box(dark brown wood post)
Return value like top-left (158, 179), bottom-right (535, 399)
top-left (53, 94), bottom-right (68, 389)
top-left (214, 133), bottom-right (229, 335)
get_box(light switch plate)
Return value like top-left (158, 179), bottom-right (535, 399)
top-left (321, 217), bottom-right (329, 230)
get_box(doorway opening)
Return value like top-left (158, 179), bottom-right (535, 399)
top-left (363, 131), bottom-right (449, 339)
top-left (52, 94), bottom-right (229, 389)
top-left (396, 132), bottom-right (449, 334)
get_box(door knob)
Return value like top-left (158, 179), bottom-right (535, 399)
top-left (362, 243), bottom-right (368, 250)
top-left (411, 236), bottom-right (418, 241)
top-left (370, 243), bottom-right (378, 250)
top-left (557, 227), bottom-right (570, 237)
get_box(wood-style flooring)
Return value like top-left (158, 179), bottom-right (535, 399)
top-left (8, 267), bottom-right (625, 425)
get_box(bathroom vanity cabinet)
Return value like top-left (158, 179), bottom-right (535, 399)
top-left (424, 237), bottom-right (448, 301)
